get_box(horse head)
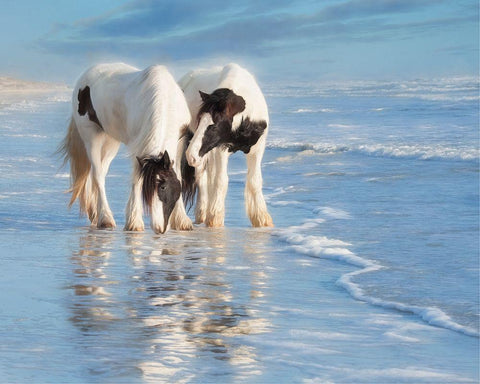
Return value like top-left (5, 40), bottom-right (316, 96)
top-left (186, 88), bottom-right (247, 168)
top-left (137, 150), bottom-right (181, 234)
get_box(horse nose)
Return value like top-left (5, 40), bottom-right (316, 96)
top-left (186, 150), bottom-right (201, 167)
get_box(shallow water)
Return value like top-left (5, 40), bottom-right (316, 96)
top-left (0, 80), bottom-right (478, 383)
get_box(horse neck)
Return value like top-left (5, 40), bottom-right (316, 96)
top-left (128, 68), bottom-right (187, 158)
top-left (129, 87), bottom-right (170, 157)
top-left (136, 111), bottom-right (168, 156)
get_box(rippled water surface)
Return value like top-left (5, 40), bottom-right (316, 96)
top-left (0, 79), bottom-right (478, 383)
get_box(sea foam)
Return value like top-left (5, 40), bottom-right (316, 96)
top-left (275, 207), bottom-right (480, 338)
top-left (267, 140), bottom-right (479, 162)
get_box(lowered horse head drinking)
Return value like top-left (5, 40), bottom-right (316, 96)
top-left (136, 150), bottom-right (182, 233)
top-left (60, 63), bottom-right (193, 234)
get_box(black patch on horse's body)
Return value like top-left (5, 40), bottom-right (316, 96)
top-left (199, 118), bottom-right (267, 156)
top-left (227, 117), bottom-right (267, 154)
top-left (137, 151), bottom-right (181, 231)
top-left (78, 86), bottom-right (103, 129)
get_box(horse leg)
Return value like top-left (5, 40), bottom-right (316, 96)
top-left (245, 143), bottom-right (274, 227)
top-left (170, 199), bottom-right (193, 231)
top-left (205, 149), bottom-right (230, 227)
top-left (194, 165), bottom-right (208, 224)
top-left (87, 133), bottom-right (117, 229)
top-left (124, 160), bottom-right (145, 231)
top-left (169, 162), bottom-right (193, 231)
top-left (99, 137), bottom-right (120, 227)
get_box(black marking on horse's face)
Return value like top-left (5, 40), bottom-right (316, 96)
top-left (197, 88), bottom-right (264, 157)
top-left (199, 119), bottom-right (231, 157)
top-left (137, 150), bottom-right (181, 229)
top-left (78, 86), bottom-right (103, 129)
top-left (198, 88), bottom-right (246, 124)
top-left (199, 117), bottom-right (267, 157)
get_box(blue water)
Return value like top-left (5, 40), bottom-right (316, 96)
top-left (0, 77), bottom-right (478, 383)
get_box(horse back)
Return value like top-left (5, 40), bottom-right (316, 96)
top-left (73, 63), bottom-right (139, 142)
top-left (73, 63), bottom-right (190, 152)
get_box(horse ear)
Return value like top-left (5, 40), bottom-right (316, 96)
top-left (199, 91), bottom-right (210, 102)
top-left (226, 95), bottom-right (246, 120)
top-left (136, 156), bottom-right (144, 168)
top-left (162, 150), bottom-right (172, 169)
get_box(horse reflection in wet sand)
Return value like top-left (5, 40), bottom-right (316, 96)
top-left (179, 63), bottom-right (274, 228)
top-left (68, 228), bottom-right (271, 382)
top-left (60, 63), bottom-right (193, 234)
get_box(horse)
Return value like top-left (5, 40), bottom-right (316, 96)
top-left (179, 63), bottom-right (273, 228)
top-left (60, 63), bottom-right (193, 234)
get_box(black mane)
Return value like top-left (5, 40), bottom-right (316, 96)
top-left (137, 152), bottom-right (180, 216)
top-left (199, 117), bottom-right (268, 157)
top-left (227, 117), bottom-right (267, 154)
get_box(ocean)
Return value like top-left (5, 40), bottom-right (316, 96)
top-left (0, 76), bottom-right (478, 383)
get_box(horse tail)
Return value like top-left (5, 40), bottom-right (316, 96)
top-left (59, 117), bottom-right (97, 223)
top-left (179, 126), bottom-right (196, 210)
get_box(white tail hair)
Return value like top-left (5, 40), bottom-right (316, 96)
top-left (59, 118), bottom-right (98, 223)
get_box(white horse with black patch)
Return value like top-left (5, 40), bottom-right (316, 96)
top-left (179, 63), bottom-right (273, 227)
top-left (60, 63), bottom-right (193, 234)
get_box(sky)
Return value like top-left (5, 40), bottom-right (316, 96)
top-left (0, 0), bottom-right (478, 84)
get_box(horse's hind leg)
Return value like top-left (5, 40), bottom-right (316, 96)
top-left (245, 141), bottom-right (273, 227)
top-left (86, 131), bottom-right (120, 229)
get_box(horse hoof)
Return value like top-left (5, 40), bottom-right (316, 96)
top-left (171, 221), bottom-right (193, 231)
top-left (170, 215), bottom-right (193, 231)
top-left (98, 218), bottom-right (116, 229)
top-left (124, 224), bottom-right (144, 232)
top-left (250, 213), bottom-right (274, 227)
top-left (205, 215), bottom-right (224, 228)
top-left (195, 212), bottom-right (206, 224)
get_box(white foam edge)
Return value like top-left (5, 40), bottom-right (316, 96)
top-left (337, 269), bottom-right (479, 338)
top-left (266, 140), bottom-right (479, 162)
top-left (277, 218), bottom-right (479, 338)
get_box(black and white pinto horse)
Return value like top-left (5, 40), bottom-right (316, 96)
top-left (60, 63), bottom-right (193, 234)
top-left (179, 63), bottom-right (273, 227)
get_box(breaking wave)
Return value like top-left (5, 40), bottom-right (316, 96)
top-left (267, 140), bottom-right (478, 162)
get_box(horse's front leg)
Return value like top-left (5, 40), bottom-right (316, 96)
top-left (194, 165), bottom-right (208, 224)
top-left (169, 199), bottom-right (193, 231)
top-left (205, 149), bottom-right (230, 227)
top-left (169, 163), bottom-right (193, 231)
top-left (124, 161), bottom-right (144, 231)
top-left (245, 142), bottom-right (273, 227)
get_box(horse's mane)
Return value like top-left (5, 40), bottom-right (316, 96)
top-left (138, 152), bottom-right (179, 214)
top-left (129, 66), bottom-right (184, 156)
